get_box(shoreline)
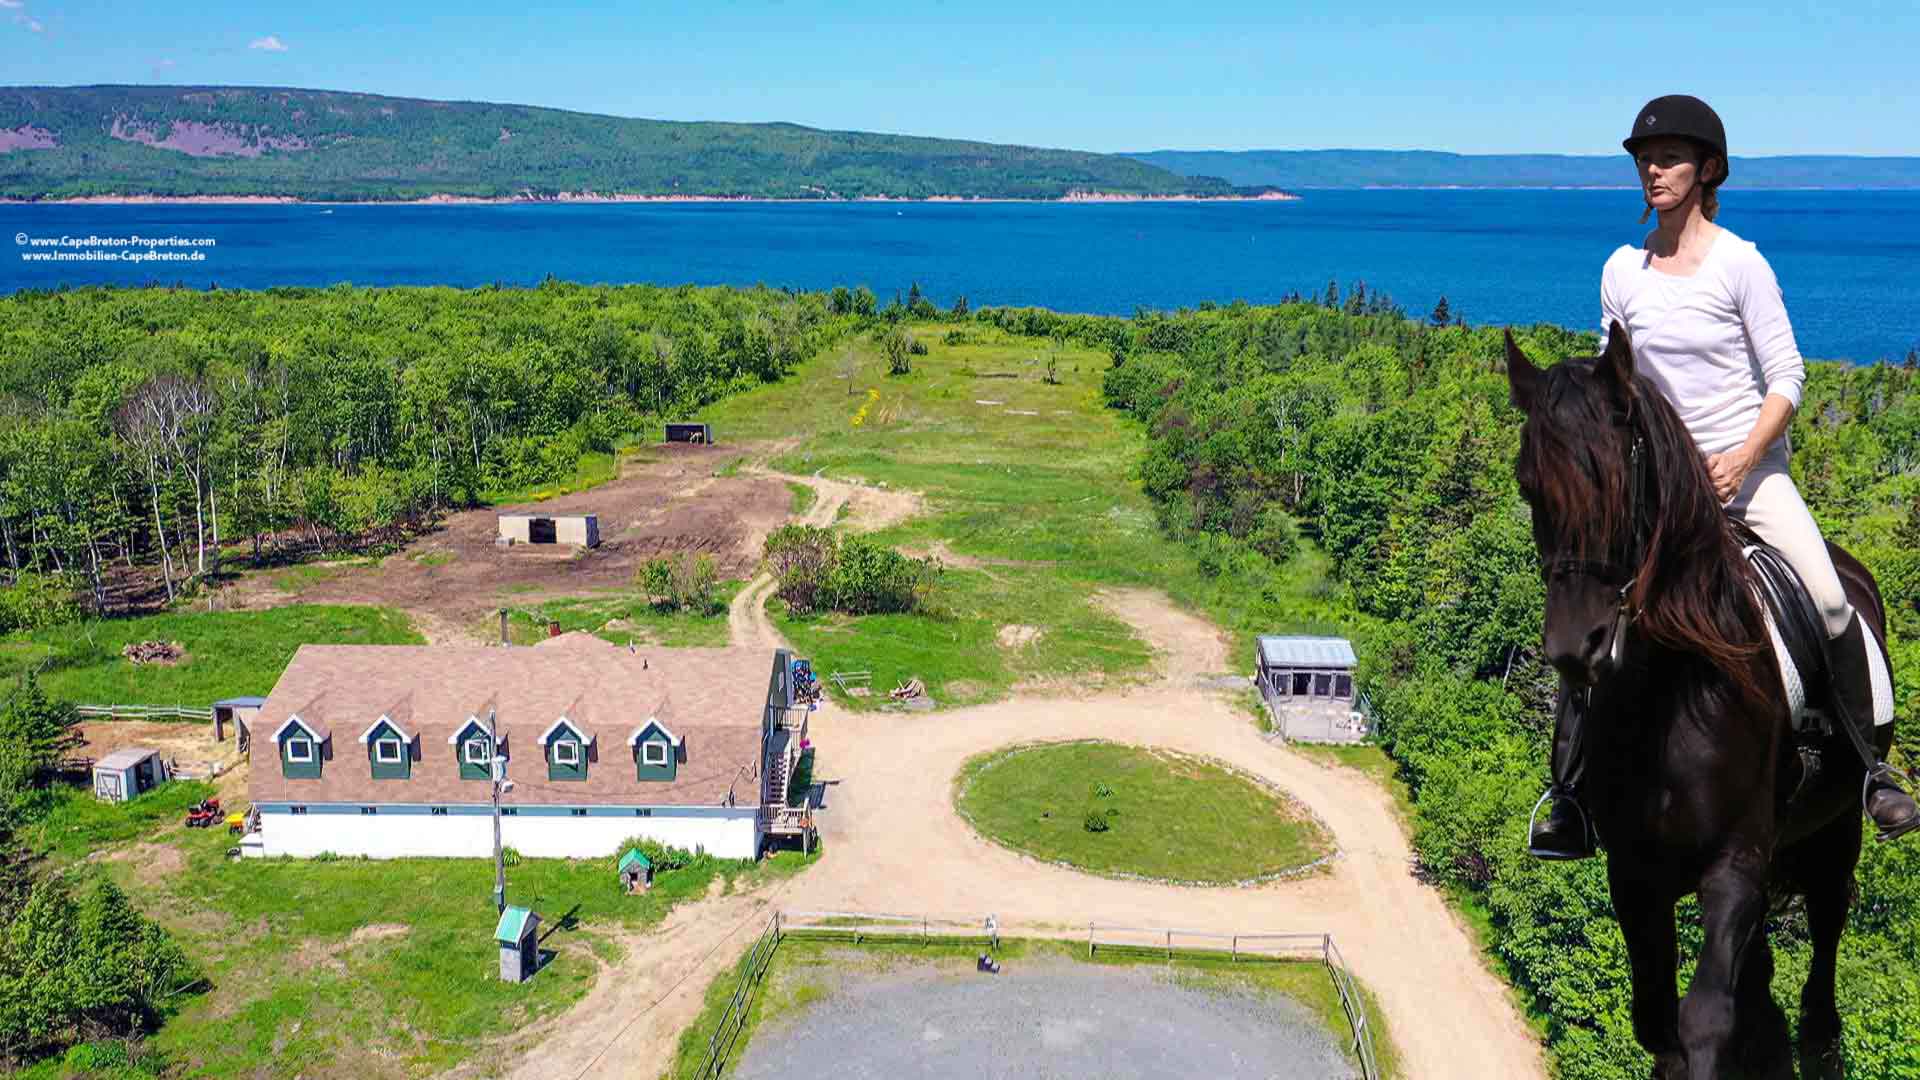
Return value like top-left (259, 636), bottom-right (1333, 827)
top-left (4, 190), bottom-right (1302, 207)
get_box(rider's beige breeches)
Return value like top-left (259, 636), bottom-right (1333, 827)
top-left (1726, 446), bottom-right (1853, 638)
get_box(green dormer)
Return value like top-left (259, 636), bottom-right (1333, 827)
top-left (449, 717), bottom-right (497, 781)
top-left (272, 715), bottom-right (326, 780)
top-left (538, 717), bottom-right (593, 781)
top-left (359, 716), bottom-right (414, 780)
top-left (627, 718), bottom-right (681, 781)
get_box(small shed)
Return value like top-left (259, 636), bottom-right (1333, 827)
top-left (1255, 635), bottom-right (1367, 744)
top-left (498, 512), bottom-right (600, 548)
top-left (618, 848), bottom-right (654, 893)
top-left (213, 696), bottom-right (267, 749)
top-left (665, 422), bottom-right (712, 444)
top-left (93, 748), bottom-right (168, 803)
top-left (495, 905), bottom-right (542, 983)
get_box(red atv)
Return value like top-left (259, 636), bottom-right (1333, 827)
top-left (185, 797), bottom-right (223, 829)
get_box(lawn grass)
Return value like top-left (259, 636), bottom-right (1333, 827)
top-left (785, 480), bottom-right (817, 517)
top-left (696, 324), bottom-right (1367, 710)
top-left (496, 584), bottom-right (740, 648)
top-left (0, 605), bottom-right (423, 705)
top-left (44, 795), bottom-right (819, 1080)
top-left (668, 934), bottom-right (1399, 1080)
top-left (20, 780), bottom-right (219, 863)
top-left (953, 740), bottom-right (1332, 884)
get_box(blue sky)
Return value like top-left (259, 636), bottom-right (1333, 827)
top-left (3, 0), bottom-right (1915, 155)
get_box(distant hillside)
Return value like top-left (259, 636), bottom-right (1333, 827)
top-left (1126, 148), bottom-right (1920, 189)
top-left (0, 85), bottom-right (1235, 201)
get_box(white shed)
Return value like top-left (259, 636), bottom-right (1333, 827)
top-left (498, 512), bottom-right (600, 548)
top-left (93, 748), bottom-right (169, 803)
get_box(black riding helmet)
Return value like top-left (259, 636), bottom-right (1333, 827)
top-left (1623, 94), bottom-right (1729, 185)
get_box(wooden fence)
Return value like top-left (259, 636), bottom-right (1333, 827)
top-left (76, 704), bottom-right (213, 723)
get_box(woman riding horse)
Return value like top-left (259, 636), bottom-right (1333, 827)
top-left (1528, 94), bottom-right (1919, 859)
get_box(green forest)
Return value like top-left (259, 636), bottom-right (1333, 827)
top-left (0, 280), bottom-right (843, 616)
top-left (0, 86), bottom-right (1235, 200)
top-left (3, 281), bottom-right (1917, 1075)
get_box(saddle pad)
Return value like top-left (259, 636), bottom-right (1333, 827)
top-left (1747, 545), bottom-right (1893, 730)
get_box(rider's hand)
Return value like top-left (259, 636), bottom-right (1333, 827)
top-left (1704, 446), bottom-right (1755, 503)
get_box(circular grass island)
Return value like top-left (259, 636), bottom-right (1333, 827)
top-left (954, 740), bottom-right (1332, 885)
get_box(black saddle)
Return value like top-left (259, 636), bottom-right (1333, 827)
top-left (1730, 519), bottom-right (1829, 735)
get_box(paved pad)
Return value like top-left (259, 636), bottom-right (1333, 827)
top-left (732, 962), bottom-right (1358, 1080)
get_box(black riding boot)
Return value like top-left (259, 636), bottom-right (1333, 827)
top-left (1528, 686), bottom-right (1598, 860)
top-left (1826, 613), bottom-right (1920, 843)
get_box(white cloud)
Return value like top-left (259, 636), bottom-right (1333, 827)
top-left (0, 1), bottom-right (23, 9)
top-left (12, 13), bottom-right (42, 31)
top-left (248, 34), bottom-right (287, 52)
top-left (152, 58), bottom-right (176, 77)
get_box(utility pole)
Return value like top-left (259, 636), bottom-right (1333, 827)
top-left (486, 705), bottom-right (512, 914)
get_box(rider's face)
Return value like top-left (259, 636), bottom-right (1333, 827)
top-left (1635, 137), bottom-right (1712, 213)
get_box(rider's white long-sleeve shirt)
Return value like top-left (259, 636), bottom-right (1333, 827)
top-left (1599, 227), bottom-right (1806, 457)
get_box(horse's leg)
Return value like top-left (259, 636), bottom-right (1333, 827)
top-left (1610, 874), bottom-right (1685, 1078)
top-left (1679, 857), bottom-right (1770, 1080)
top-left (1794, 819), bottom-right (1861, 1080)
top-left (1732, 930), bottom-right (1793, 1079)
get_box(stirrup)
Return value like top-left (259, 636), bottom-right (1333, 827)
top-left (1526, 787), bottom-right (1597, 860)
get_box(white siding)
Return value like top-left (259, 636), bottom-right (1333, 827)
top-left (256, 808), bottom-right (761, 860)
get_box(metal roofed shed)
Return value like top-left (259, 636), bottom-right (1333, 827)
top-left (665, 422), bottom-right (712, 444)
top-left (213, 696), bottom-right (267, 749)
top-left (93, 748), bottom-right (168, 803)
top-left (497, 512), bottom-right (599, 548)
top-left (1255, 635), bottom-right (1368, 744)
top-left (496, 905), bottom-right (542, 982)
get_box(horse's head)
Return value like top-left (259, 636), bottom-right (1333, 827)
top-left (1505, 325), bottom-right (1649, 685)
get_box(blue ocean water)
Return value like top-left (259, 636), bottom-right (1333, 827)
top-left (4, 190), bottom-right (1916, 362)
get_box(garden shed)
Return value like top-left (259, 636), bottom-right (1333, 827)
top-left (618, 848), bottom-right (653, 892)
top-left (93, 748), bottom-right (168, 803)
top-left (495, 905), bottom-right (542, 983)
top-left (497, 512), bottom-right (600, 548)
top-left (665, 422), bottom-right (712, 444)
top-left (1255, 635), bottom-right (1368, 744)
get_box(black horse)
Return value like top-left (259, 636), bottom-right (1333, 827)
top-left (1505, 327), bottom-right (1890, 1079)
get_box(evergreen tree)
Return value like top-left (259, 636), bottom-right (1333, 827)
top-left (950, 295), bottom-right (969, 318)
top-left (1430, 296), bottom-right (1452, 327)
top-left (0, 674), bottom-right (79, 813)
top-left (1323, 279), bottom-right (1340, 309)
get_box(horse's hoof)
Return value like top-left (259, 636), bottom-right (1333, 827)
top-left (1797, 1038), bottom-right (1844, 1080)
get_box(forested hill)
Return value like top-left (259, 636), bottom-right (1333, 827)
top-left (1127, 148), bottom-right (1920, 189)
top-left (0, 85), bottom-right (1235, 201)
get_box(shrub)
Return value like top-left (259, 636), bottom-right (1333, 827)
top-left (638, 556), bottom-right (675, 603)
top-left (0, 572), bottom-right (81, 633)
top-left (822, 537), bottom-right (937, 615)
top-left (764, 525), bottom-right (838, 615)
top-left (880, 327), bottom-right (919, 374)
top-left (1248, 505), bottom-right (1301, 564)
top-left (1082, 810), bottom-right (1110, 833)
top-left (618, 836), bottom-right (722, 874)
top-left (636, 553), bottom-right (719, 613)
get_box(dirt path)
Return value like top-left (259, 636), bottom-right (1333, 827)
top-left (782, 591), bottom-right (1544, 1079)
top-left (495, 884), bottom-right (789, 1080)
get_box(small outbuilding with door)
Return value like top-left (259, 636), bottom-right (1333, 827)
top-left (92, 748), bottom-right (169, 803)
top-left (495, 905), bottom-right (542, 983)
top-left (1254, 635), bottom-right (1369, 744)
top-left (497, 512), bottom-right (600, 548)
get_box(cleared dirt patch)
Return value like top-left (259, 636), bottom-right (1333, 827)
top-left (234, 445), bottom-right (791, 640)
top-left (1093, 588), bottom-right (1231, 678)
top-left (997, 624), bottom-right (1043, 649)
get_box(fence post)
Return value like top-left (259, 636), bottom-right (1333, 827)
top-left (1231, 935), bottom-right (1238, 963)
top-left (1166, 929), bottom-right (1173, 961)
top-left (1088, 923), bottom-right (1094, 958)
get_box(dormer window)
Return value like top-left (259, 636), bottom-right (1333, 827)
top-left (450, 717), bottom-right (498, 781)
top-left (537, 717), bottom-right (592, 781)
top-left (359, 717), bottom-right (414, 780)
top-left (628, 718), bottom-right (681, 781)
top-left (272, 715), bottom-right (327, 780)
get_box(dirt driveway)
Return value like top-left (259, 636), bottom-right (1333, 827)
top-left (510, 531), bottom-right (1546, 1080)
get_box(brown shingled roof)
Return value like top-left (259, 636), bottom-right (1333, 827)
top-left (248, 643), bottom-right (772, 809)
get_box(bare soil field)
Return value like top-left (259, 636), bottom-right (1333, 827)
top-left (233, 444), bottom-right (791, 640)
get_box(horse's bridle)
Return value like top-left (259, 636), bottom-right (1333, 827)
top-left (1545, 412), bottom-right (1649, 674)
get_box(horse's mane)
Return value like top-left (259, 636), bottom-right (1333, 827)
top-left (1516, 358), bottom-right (1770, 707)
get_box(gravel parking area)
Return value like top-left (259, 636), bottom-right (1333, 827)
top-left (731, 962), bottom-right (1358, 1080)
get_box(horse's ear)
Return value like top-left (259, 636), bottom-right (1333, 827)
top-left (1505, 330), bottom-right (1540, 415)
top-left (1599, 320), bottom-right (1637, 403)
